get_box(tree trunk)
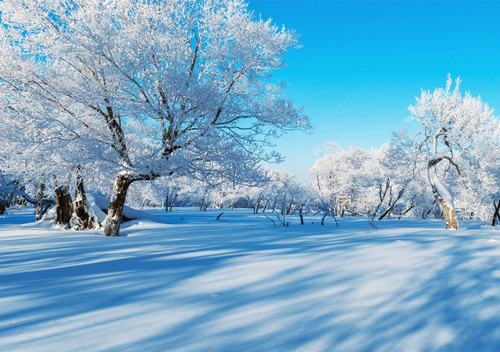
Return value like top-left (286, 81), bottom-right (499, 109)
top-left (428, 159), bottom-right (459, 230)
top-left (72, 171), bottom-right (99, 230)
top-left (54, 186), bottom-right (73, 227)
top-left (0, 201), bottom-right (6, 215)
top-left (440, 200), bottom-right (458, 230)
top-left (398, 204), bottom-right (416, 220)
top-left (254, 199), bottom-right (260, 214)
top-left (165, 191), bottom-right (169, 212)
top-left (104, 173), bottom-right (134, 236)
top-left (492, 200), bottom-right (500, 226)
top-left (321, 213), bottom-right (327, 226)
top-left (337, 198), bottom-right (345, 217)
top-left (199, 189), bottom-right (208, 212)
top-left (35, 182), bottom-right (46, 221)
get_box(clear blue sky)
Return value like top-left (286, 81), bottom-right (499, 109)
top-left (248, 0), bottom-right (500, 181)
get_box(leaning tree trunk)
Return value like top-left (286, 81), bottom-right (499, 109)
top-left (104, 173), bottom-right (134, 237)
top-left (428, 158), bottom-right (459, 230)
top-left (54, 186), bottom-right (73, 227)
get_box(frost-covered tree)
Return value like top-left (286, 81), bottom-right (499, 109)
top-left (0, 98), bottom-right (103, 228)
top-left (311, 143), bottom-right (373, 217)
top-left (252, 169), bottom-right (310, 226)
top-left (367, 143), bottom-right (416, 221)
top-left (0, 173), bottom-right (20, 214)
top-left (451, 119), bottom-right (500, 224)
top-left (408, 76), bottom-right (500, 229)
top-left (311, 141), bottom-right (428, 223)
top-left (0, 0), bottom-right (309, 236)
top-left (387, 131), bottom-right (436, 220)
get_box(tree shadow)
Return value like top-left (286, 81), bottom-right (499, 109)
top-left (1, 209), bottom-right (500, 351)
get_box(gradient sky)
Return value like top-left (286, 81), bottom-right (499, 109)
top-left (247, 0), bottom-right (500, 181)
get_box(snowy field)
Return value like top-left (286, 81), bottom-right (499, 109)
top-left (1, 208), bottom-right (500, 352)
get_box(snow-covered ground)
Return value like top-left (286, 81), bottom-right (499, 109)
top-left (1, 207), bottom-right (500, 352)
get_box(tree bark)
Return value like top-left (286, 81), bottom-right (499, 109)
top-left (321, 213), bottom-right (327, 226)
top-left (72, 171), bottom-right (99, 230)
top-left (104, 173), bottom-right (134, 236)
top-left (428, 159), bottom-right (459, 230)
top-left (54, 186), bottom-right (73, 227)
top-left (398, 204), bottom-right (416, 220)
top-left (440, 200), bottom-right (458, 230)
top-left (492, 200), bottom-right (500, 226)
top-left (199, 189), bottom-right (208, 212)
top-left (35, 182), bottom-right (45, 221)
top-left (337, 198), bottom-right (346, 217)
top-left (165, 191), bottom-right (169, 212)
top-left (254, 199), bottom-right (260, 214)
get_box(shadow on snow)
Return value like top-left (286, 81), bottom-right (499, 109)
top-left (1, 208), bottom-right (500, 351)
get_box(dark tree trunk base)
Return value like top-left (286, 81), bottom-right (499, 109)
top-left (492, 200), bottom-right (500, 226)
top-left (55, 186), bottom-right (73, 227)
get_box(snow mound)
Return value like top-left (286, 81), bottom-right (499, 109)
top-left (90, 193), bottom-right (160, 223)
top-left (86, 194), bottom-right (107, 224)
top-left (40, 206), bottom-right (56, 222)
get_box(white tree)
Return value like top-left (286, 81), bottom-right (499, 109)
top-left (408, 76), bottom-right (499, 229)
top-left (253, 169), bottom-right (309, 226)
top-left (0, 80), bottom-right (106, 228)
top-left (0, 173), bottom-right (20, 214)
top-left (387, 130), bottom-right (437, 220)
top-left (451, 117), bottom-right (500, 224)
top-left (0, 0), bottom-right (309, 235)
top-left (311, 143), bottom-right (373, 217)
top-left (311, 141), bottom-right (429, 224)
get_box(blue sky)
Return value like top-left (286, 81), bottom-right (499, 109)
top-left (248, 0), bottom-right (500, 181)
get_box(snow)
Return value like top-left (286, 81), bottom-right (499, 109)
top-left (91, 193), bottom-right (159, 223)
top-left (1, 207), bottom-right (500, 351)
top-left (86, 194), bottom-right (107, 224)
top-left (428, 161), bottom-right (455, 207)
